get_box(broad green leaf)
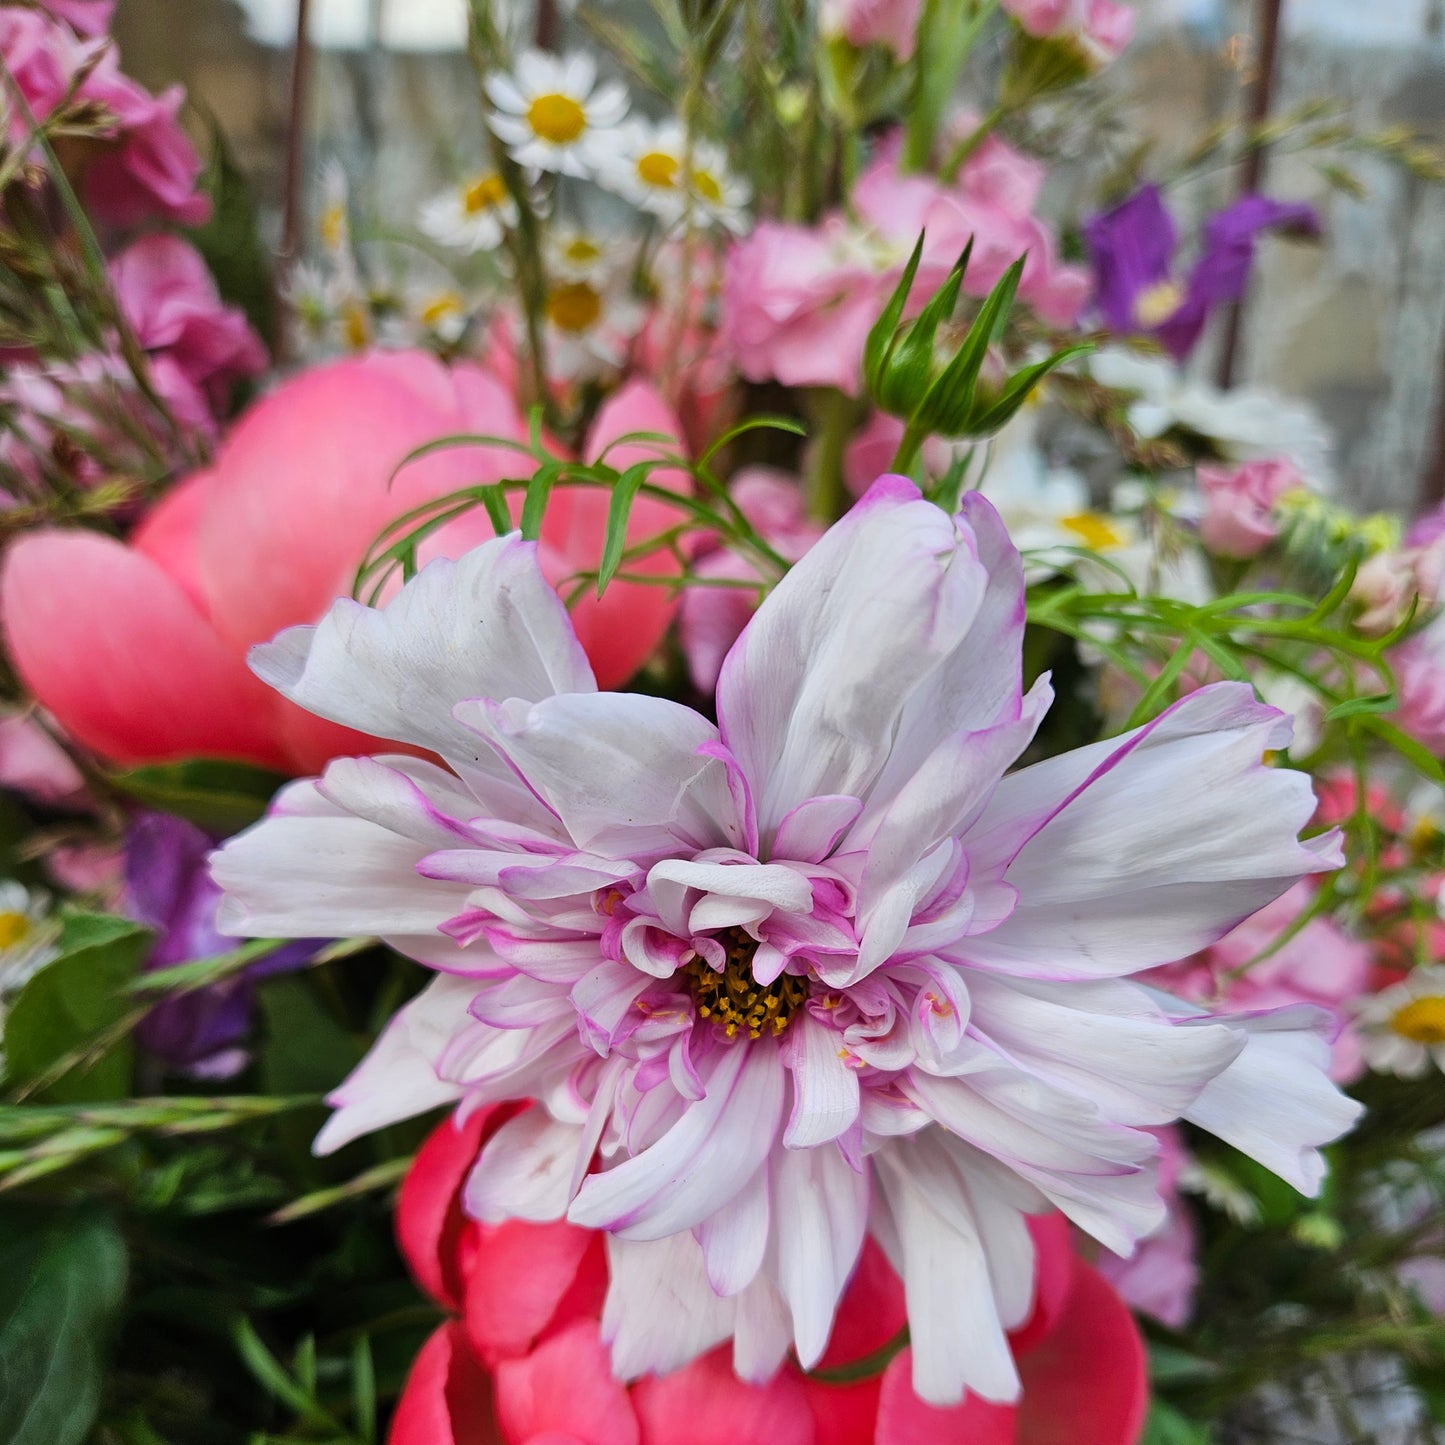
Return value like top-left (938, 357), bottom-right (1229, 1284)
top-left (3, 913), bottom-right (151, 1102)
top-left (111, 757), bottom-right (287, 834)
top-left (0, 1207), bottom-right (127, 1445)
top-left (1139, 1402), bottom-right (1215, 1445)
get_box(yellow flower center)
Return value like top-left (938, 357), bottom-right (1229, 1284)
top-left (1134, 279), bottom-right (1185, 329)
top-left (463, 173), bottom-right (509, 214)
top-left (564, 237), bottom-right (602, 264)
top-left (686, 927), bottom-right (809, 1040)
top-left (526, 92), bottom-right (587, 145)
top-left (420, 291), bottom-right (464, 327)
top-left (636, 151), bottom-right (680, 189)
top-left (546, 281), bottom-right (603, 334)
top-left (343, 300), bottom-right (371, 351)
top-left (1391, 995), bottom-right (1445, 1045)
top-left (319, 202), bottom-right (346, 250)
top-left (0, 911), bottom-right (30, 949)
top-left (691, 168), bottom-right (723, 204)
top-left (1059, 512), bottom-right (1126, 550)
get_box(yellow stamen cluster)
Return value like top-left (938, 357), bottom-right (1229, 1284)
top-left (1059, 512), bottom-right (1126, 550)
top-left (527, 93), bottom-right (587, 145)
top-left (636, 151), bottom-right (680, 189)
top-left (686, 927), bottom-right (808, 1040)
top-left (1133, 278), bottom-right (1185, 328)
top-left (546, 281), bottom-right (603, 334)
top-left (1391, 996), bottom-right (1445, 1045)
top-left (0, 911), bottom-right (29, 949)
top-left (463, 173), bottom-right (509, 214)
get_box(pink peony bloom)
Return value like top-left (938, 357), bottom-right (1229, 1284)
top-left (1196, 456), bottom-right (1302, 559)
top-left (111, 234), bottom-right (267, 440)
top-left (1002, 0), bottom-right (1135, 65)
top-left (820, 0), bottom-right (925, 59)
top-left (390, 1110), bottom-right (1149, 1445)
top-left (40, 1), bottom-right (115, 36)
top-left (1152, 881), bottom-right (1371, 1084)
top-left (213, 477), bottom-right (1357, 1405)
top-left (679, 469), bottom-right (824, 693)
top-left (1, 354), bottom-right (688, 774)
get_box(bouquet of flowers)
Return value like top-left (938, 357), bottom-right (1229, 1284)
top-left (3, 2), bottom-right (1445, 1442)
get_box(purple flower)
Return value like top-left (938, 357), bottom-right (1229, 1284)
top-left (212, 486), bottom-right (1358, 1405)
top-left (126, 811), bottom-right (314, 1078)
top-left (1084, 184), bottom-right (1320, 359)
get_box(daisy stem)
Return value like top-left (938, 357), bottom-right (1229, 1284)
top-left (805, 387), bottom-right (859, 524)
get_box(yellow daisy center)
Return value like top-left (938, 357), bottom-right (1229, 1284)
top-left (343, 301), bottom-right (371, 351)
top-left (1059, 512), bottom-right (1126, 550)
top-left (686, 927), bottom-right (808, 1040)
top-left (691, 168), bottom-right (723, 204)
top-left (1134, 279), bottom-right (1185, 329)
top-left (463, 173), bottom-right (509, 214)
top-left (564, 237), bottom-right (602, 264)
top-left (420, 292), bottom-right (464, 327)
top-left (526, 93), bottom-right (588, 145)
top-left (636, 151), bottom-right (680, 189)
top-left (0, 911), bottom-right (31, 949)
top-left (1391, 995), bottom-right (1445, 1045)
top-left (319, 202), bottom-right (346, 250)
top-left (546, 281), bottom-right (603, 334)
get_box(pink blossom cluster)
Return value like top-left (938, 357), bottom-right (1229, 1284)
top-left (722, 134), bottom-right (1088, 396)
top-left (1000, 0), bottom-right (1135, 66)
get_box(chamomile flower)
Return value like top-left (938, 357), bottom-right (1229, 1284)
top-left (545, 225), bottom-right (631, 284)
top-left (317, 159), bottom-right (353, 260)
top-left (0, 882), bottom-right (60, 997)
top-left (485, 51), bottom-right (628, 178)
top-left (602, 119), bottom-right (750, 233)
top-left (420, 170), bottom-right (518, 254)
top-left (541, 274), bottom-right (644, 381)
top-left (1358, 966), bottom-right (1445, 1078)
top-left (408, 288), bottom-right (474, 347)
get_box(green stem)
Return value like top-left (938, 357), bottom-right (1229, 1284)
top-left (805, 389), bottom-right (858, 523)
top-left (942, 101), bottom-right (1008, 181)
top-left (889, 417), bottom-right (929, 477)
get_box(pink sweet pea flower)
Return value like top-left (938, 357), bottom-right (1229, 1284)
top-left (111, 234), bottom-right (267, 440)
top-left (390, 1114), bottom-right (1149, 1445)
top-left (1003, 0), bottom-right (1135, 65)
top-left (0, 9), bottom-right (208, 226)
top-left (1389, 624), bottom-right (1445, 755)
top-left (40, 1), bottom-right (114, 35)
top-left (1196, 456), bottom-right (1302, 559)
top-left (679, 469), bottom-right (824, 693)
top-left (1152, 881), bottom-right (1371, 1084)
top-left (1, 354), bottom-right (688, 774)
top-left (213, 476), bottom-right (1357, 1405)
top-left (820, 0), bottom-right (924, 59)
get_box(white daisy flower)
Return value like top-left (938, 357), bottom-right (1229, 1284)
top-left (1358, 966), bottom-right (1445, 1078)
top-left (485, 50), bottom-right (629, 178)
top-left (601, 118), bottom-right (750, 232)
top-left (541, 275), bottom-right (644, 382)
top-left (410, 288), bottom-right (474, 346)
top-left (0, 882), bottom-right (60, 998)
top-left (545, 226), bottom-right (631, 285)
top-left (318, 159), bottom-right (353, 259)
top-left (420, 170), bottom-right (519, 254)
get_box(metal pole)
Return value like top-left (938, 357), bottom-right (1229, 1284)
top-left (1421, 332), bottom-right (1445, 509)
top-left (281, 0), bottom-right (314, 267)
top-left (1214, 0), bottom-right (1285, 390)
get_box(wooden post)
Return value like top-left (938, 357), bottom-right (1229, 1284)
top-left (1421, 332), bottom-right (1445, 508)
top-left (1214, 0), bottom-right (1285, 390)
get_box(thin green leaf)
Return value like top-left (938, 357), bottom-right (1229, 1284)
top-left (863, 231), bottom-right (926, 395)
top-left (597, 464), bottom-right (649, 596)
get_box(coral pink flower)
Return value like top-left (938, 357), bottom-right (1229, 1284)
top-left (111, 234), bottom-right (267, 440)
top-left (1002, 0), bottom-right (1135, 65)
top-left (390, 1112), bottom-right (1149, 1445)
top-left (1196, 457), bottom-right (1302, 559)
top-left (679, 469), bottom-right (824, 692)
top-left (820, 0), bottom-right (924, 59)
top-left (1, 354), bottom-right (687, 774)
top-left (213, 477), bottom-right (1357, 1404)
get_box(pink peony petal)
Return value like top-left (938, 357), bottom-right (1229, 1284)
top-left (632, 1347), bottom-right (816, 1445)
top-left (0, 528), bottom-right (289, 769)
top-left (396, 1109), bottom-right (499, 1311)
top-left (875, 1348), bottom-right (1018, 1445)
top-left (390, 1322), bottom-right (501, 1445)
top-left (493, 1321), bottom-right (640, 1445)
